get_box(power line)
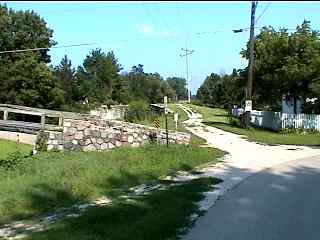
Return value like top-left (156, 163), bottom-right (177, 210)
top-left (0, 40), bottom-right (130, 54)
top-left (141, 2), bottom-right (160, 30)
top-left (255, 2), bottom-right (272, 24)
top-left (150, 3), bottom-right (172, 31)
top-left (0, 25), bottom-right (299, 55)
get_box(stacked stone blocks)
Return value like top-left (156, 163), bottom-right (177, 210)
top-left (42, 119), bottom-right (190, 152)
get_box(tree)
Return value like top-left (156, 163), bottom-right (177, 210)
top-left (121, 65), bottom-right (177, 104)
top-left (75, 49), bottom-right (122, 104)
top-left (240, 20), bottom-right (320, 113)
top-left (166, 77), bottom-right (188, 101)
top-left (0, 4), bottom-right (58, 108)
top-left (196, 69), bottom-right (245, 108)
top-left (53, 55), bottom-right (75, 104)
top-left (0, 5), bottom-right (56, 63)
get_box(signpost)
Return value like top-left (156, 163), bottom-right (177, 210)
top-left (174, 112), bottom-right (179, 130)
top-left (164, 96), bottom-right (169, 147)
top-left (152, 118), bottom-right (161, 144)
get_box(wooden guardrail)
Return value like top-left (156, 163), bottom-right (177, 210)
top-left (0, 104), bottom-right (93, 134)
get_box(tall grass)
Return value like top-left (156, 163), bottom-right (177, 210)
top-left (0, 144), bottom-right (224, 224)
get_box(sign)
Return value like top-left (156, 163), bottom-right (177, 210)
top-left (164, 96), bottom-right (168, 105)
top-left (245, 100), bottom-right (252, 111)
top-left (174, 112), bottom-right (179, 130)
top-left (174, 112), bottom-right (179, 122)
top-left (152, 118), bottom-right (161, 129)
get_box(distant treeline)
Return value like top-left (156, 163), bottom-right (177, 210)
top-left (0, 5), bottom-right (188, 112)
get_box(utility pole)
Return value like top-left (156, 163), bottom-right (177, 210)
top-left (245, 1), bottom-right (258, 128)
top-left (180, 48), bottom-right (194, 103)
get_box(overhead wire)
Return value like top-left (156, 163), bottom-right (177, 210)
top-left (0, 25), bottom-right (298, 54)
top-left (140, 2), bottom-right (160, 30)
top-left (255, 2), bottom-right (272, 24)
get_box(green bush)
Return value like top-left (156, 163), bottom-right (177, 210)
top-left (228, 116), bottom-right (241, 127)
top-left (0, 149), bottom-right (25, 171)
top-left (280, 127), bottom-right (319, 135)
top-left (190, 99), bottom-right (205, 106)
top-left (125, 100), bottom-right (150, 122)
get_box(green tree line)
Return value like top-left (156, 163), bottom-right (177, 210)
top-left (197, 20), bottom-right (320, 114)
top-left (0, 5), bottom-right (188, 112)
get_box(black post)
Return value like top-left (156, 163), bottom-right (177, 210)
top-left (165, 113), bottom-right (169, 147)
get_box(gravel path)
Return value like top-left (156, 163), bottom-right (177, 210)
top-left (176, 104), bottom-right (320, 212)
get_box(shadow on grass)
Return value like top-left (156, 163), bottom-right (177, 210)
top-left (0, 183), bottom-right (87, 225)
top-left (211, 114), bottom-right (230, 117)
top-left (24, 154), bottom-right (320, 240)
top-left (25, 177), bottom-right (222, 240)
top-left (202, 121), bottom-right (234, 127)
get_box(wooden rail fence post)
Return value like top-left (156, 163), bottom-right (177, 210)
top-left (41, 114), bottom-right (46, 129)
top-left (3, 110), bottom-right (8, 120)
top-left (58, 113), bottom-right (64, 126)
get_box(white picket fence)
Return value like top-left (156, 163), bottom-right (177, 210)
top-left (232, 108), bottom-right (320, 132)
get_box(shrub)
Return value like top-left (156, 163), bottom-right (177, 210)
top-left (190, 99), bottom-right (204, 106)
top-left (0, 149), bottom-right (24, 171)
top-left (125, 100), bottom-right (150, 122)
top-left (34, 130), bottom-right (48, 153)
top-left (280, 127), bottom-right (319, 135)
top-left (228, 115), bottom-right (241, 127)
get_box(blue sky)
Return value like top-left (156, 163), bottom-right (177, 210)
top-left (2, 1), bottom-right (320, 94)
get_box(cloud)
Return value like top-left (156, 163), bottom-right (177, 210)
top-left (136, 24), bottom-right (179, 39)
top-left (137, 24), bottom-right (155, 35)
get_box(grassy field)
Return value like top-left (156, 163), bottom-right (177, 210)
top-left (0, 139), bottom-right (33, 160)
top-left (186, 104), bottom-right (320, 146)
top-left (137, 104), bottom-right (188, 132)
top-left (137, 104), bottom-right (206, 146)
top-left (185, 104), bottom-right (230, 124)
top-left (26, 177), bottom-right (222, 240)
top-left (0, 144), bottom-right (224, 224)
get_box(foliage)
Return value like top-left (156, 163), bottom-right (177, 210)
top-left (123, 65), bottom-right (176, 104)
top-left (0, 149), bottom-right (25, 171)
top-left (166, 77), bottom-right (188, 101)
top-left (0, 5), bottom-right (59, 108)
top-left (52, 55), bottom-right (75, 105)
top-left (74, 49), bottom-right (123, 106)
top-left (124, 100), bottom-right (150, 122)
top-left (196, 21), bottom-right (320, 113)
top-left (196, 69), bottom-right (245, 109)
top-left (0, 5), bottom-right (194, 112)
top-left (240, 20), bottom-right (320, 113)
top-left (280, 127), bottom-right (319, 135)
top-left (35, 130), bottom-right (48, 152)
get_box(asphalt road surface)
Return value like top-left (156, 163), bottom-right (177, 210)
top-left (183, 155), bottom-right (320, 240)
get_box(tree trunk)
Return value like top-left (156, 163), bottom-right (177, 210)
top-left (293, 95), bottom-right (297, 114)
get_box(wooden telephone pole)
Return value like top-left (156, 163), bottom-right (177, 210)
top-left (180, 48), bottom-right (194, 103)
top-left (245, 1), bottom-right (258, 127)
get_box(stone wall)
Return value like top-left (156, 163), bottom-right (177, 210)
top-left (90, 105), bottom-right (127, 120)
top-left (42, 119), bottom-right (190, 152)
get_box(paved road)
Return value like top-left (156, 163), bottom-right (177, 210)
top-left (183, 155), bottom-right (320, 240)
